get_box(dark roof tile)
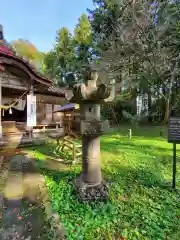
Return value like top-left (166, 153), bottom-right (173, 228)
top-left (47, 85), bottom-right (68, 96)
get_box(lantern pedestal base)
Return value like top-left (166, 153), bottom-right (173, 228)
top-left (74, 175), bottom-right (109, 203)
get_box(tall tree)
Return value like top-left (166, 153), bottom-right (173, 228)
top-left (73, 14), bottom-right (94, 79)
top-left (43, 27), bottom-right (76, 86)
top-left (44, 16), bottom-right (94, 86)
top-left (11, 39), bottom-right (43, 61)
top-left (43, 50), bottom-right (59, 82)
top-left (89, 0), bottom-right (180, 123)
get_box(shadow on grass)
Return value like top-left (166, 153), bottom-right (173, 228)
top-left (30, 141), bottom-right (75, 165)
top-left (101, 138), bottom-right (180, 163)
top-left (31, 146), bottom-right (80, 183)
top-left (106, 125), bottom-right (168, 138)
top-left (39, 167), bottom-right (77, 183)
top-left (101, 140), bottom-right (179, 189)
top-left (36, 152), bottom-right (170, 192)
top-left (103, 162), bottom-right (170, 190)
top-left (9, 154), bottom-right (40, 173)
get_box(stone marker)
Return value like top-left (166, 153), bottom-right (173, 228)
top-left (65, 69), bottom-right (115, 202)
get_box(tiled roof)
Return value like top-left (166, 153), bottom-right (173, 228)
top-left (0, 44), bottom-right (14, 56)
top-left (0, 44), bottom-right (52, 85)
top-left (47, 85), bottom-right (67, 96)
top-left (0, 39), bottom-right (69, 98)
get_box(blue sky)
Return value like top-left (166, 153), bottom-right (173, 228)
top-left (1, 0), bottom-right (93, 52)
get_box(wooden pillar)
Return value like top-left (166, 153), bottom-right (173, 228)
top-left (0, 73), bottom-right (2, 138)
top-left (52, 104), bottom-right (54, 122)
top-left (28, 85), bottom-right (33, 139)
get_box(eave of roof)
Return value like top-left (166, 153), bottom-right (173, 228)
top-left (47, 85), bottom-right (67, 96)
top-left (0, 46), bottom-right (52, 85)
top-left (0, 45), bottom-right (70, 98)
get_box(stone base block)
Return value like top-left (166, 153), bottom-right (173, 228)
top-left (74, 175), bottom-right (109, 203)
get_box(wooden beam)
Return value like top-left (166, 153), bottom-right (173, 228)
top-left (1, 92), bottom-right (66, 105)
top-left (36, 94), bottom-right (67, 105)
top-left (2, 83), bottom-right (28, 91)
top-left (1, 71), bottom-right (30, 90)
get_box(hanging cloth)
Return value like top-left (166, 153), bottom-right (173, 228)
top-left (13, 99), bottom-right (26, 111)
top-left (0, 90), bottom-right (28, 110)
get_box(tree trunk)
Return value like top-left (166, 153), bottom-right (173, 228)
top-left (163, 100), bottom-right (170, 124)
top-left (131, 88), bottom-right (137, 115)
top-left (162, 60), bottom-right (178, 124)
top-left (147, 86), bottom-right (152, 123)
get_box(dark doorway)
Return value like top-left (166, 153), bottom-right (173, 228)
top-left (2, 104), bottom-right (27, 122)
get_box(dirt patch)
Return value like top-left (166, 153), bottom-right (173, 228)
top-left (0, 154), bottom-right (65, 239)
top-left (0, 197), bottom-right (50, 239)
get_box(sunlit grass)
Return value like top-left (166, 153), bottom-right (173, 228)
top-left (32, 126), bottom-right (180, 240)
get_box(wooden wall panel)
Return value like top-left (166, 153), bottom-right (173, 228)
top-left (45, 104), bottom-right (53, 123)
top-left (53, 112), bottom-right (64, 123)
top-left (37, 104), bottom-right (53, 125)
top-left (36, 102), bottom-right (45, 124)
top-left (1, 71), bottom-right (29, 90)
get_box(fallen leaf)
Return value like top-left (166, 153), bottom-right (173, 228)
top-left (117, 195), bottom-right (129, 201)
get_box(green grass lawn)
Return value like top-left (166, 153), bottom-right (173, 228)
top-left (30, 126), bottom-right (180, 240)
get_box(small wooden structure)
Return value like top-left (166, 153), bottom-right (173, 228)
top-left (57, 137), bottom-right (82, 164)
top-left (50, 103), bottom-right (81, 164)
top-left (0, 25), bottom-right (67, 142)
top-left (53, 103), bottom-right (80, 137)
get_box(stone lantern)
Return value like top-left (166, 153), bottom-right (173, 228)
top-left (65, 70), bottom-right (115, 202)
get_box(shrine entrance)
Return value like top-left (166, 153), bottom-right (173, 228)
top-left (2, 104), bottom-right (27, 122)
top-left (2, 88), bottom-right (27, 123)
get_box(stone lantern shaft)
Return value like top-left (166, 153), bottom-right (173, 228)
top-left (81, 104), bottom-right (101, 185)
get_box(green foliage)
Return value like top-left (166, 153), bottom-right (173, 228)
top-left (43, 50), bottom-right (60, 82)
top-left (43, 13), bottom-right (93, 86)
top-left (122, 110), bottom-right (141, 125)
top-left (74, 14), bottom-right (92, 46)
top-left (34, 127), bottom-right (180, 240)
top-left (43, 27), bottom-right (76, 86)
top-left (89, 0), bottom-right (180, 123)
top-left (73, 14), bottom-right (94, 79)
top-left (11, 39), bottom-right (44, 68)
